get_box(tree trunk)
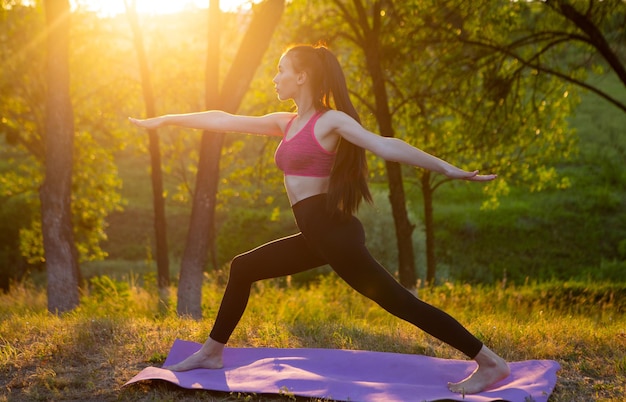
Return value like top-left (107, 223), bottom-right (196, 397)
top-left (421, 172), bottom-right (437, 284)
top-left (125, 0), bottom-right (170, 293)
top-left (41, 0), bottom-right (80, 313)
top-left (202, 0), bottom-right (223, 274)
top-left (177, 0), bottom-right (285, 318)
top-left (386, 163), bottom-right (417, 288)
top-left (176, 0), bottom-right (221, 318)
top-left (357, 6), bottom-right (417, 288)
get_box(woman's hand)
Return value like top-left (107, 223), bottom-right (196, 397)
top-left (447, 169), bottom-right (497, 182)
top-left (128, 116), bottom-right (165, 130)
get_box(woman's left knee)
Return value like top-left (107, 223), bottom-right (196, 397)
top-left (228, 254), bottom-right (255, 283)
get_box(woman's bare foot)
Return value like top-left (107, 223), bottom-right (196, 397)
top-left (165, 338), bottom-right (225, 371)
top-left (448, 345), bottom-right (510, 394)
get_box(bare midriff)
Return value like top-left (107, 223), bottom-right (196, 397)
top-left (284, 175), bottom-right (330, 205)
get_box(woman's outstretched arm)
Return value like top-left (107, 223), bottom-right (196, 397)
top-left (129, 111), bottom-right (292, 137)
top-left (329, 110), bottom-right (497, 182)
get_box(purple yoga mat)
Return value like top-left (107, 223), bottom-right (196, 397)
top-left (124, 339), bottom-right (560, 402)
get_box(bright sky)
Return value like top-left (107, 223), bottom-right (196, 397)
top-left (72, 0), bottom-right (261, 16)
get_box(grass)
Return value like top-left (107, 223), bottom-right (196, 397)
top-left (0, 275), bottom-right (624, 401)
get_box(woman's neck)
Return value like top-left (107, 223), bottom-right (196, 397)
top-left (294, 95), bottom-right (317, 118)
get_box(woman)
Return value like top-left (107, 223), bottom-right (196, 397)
top-left (129, 44), bottom-right (510, 394)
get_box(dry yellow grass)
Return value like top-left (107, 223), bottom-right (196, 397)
top-left (1, 276), bottom-right (624, 401)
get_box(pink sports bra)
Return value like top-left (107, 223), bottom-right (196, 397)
top-left (274, 111), bottom-right (336, 177)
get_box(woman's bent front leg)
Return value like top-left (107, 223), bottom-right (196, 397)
top-left (167, 232), bottom-right (326, 372)
top-left (209, 232), bottom-right (326, 344)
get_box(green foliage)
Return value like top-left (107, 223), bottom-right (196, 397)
top-left (357, 188), bottom-right (426, 277)
top-left (619, 240), bottom-right (626, 260)
top-left (294, 0), bottom-right (580, 202)
top-left (1, 1), bottom-right (624, 293)
top-left (0, 5), bottom-right (125, 272)
top-left (217, 136), bottom-right (285, 209)
top-left (0, 139), bottom-right (40, 285)
top-left (433, 70), bottom-right (626, 284)
top-left (434, 186), bottom-right (626, 284)
top-left (409, 0), bottom-right (580, 204)
top-left (430, 279), bottom-right (626, 316)
top-left (276, 0), bottom-right (589, 283)
top-left (216, 204), bottom-right (296, 268)
top-left (87, 275), bottom-right (130, 307)
top-left (16, 132), bottom-right (124, 265)
top-left (422, 0), bottom-right (626, 207)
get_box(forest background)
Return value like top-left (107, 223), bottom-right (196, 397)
top-left (0, 0), bottom-right (625, 401)
top-left (1, 0), bottom-right (625, 297)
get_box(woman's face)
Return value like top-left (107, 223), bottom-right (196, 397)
top-left (273, 54), bottom-right (300, 101)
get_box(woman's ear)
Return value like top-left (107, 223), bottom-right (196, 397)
top-left (296, 70), bottom-right (308, 85)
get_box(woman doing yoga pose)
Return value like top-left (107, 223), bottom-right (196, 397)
top-left (129, 43), bottom-right (510, 394)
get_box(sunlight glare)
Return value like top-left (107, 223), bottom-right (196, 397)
top-left (73, 0), bottom-right (262, 17)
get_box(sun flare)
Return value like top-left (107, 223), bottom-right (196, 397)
top-left (73, 0), bottom-right (261, 16)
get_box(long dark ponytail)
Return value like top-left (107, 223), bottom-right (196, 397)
top-left (285, 44), bottom-right (372, 218)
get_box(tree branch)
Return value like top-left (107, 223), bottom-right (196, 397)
top-left (461, 38), bottom-right (626, 114)
top-left (548, 0), bottom-right (626, 87)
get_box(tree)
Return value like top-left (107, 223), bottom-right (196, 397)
top-left (330, 0), bottom-right (418, 288)
top-left (272, 0), bottom-right (421, 288)
top-left (425, 0), bottom-right (625, 113)
top-left (177, 0), bottom-right (285, 318)
top-left (0, 3), bottom-right (125, 291)
top-left (413, 0), bottom-right (625, 281)
top-left (397, 0), bottom-right (581, 282)
top-left (434, 0), bottom-right (625, 112)
top-left (41, 0), bottom-right (80, 313)
top-left (0, 3), bottom-right (43, 290)
top-left (124, 0), bottom-right (170, 295)
top-left (532, 0), bottom-right (624, 112)
top-left (290, 0), bottom-right (579, 283)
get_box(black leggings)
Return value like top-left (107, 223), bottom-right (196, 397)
top-left (209, 194), bottom-right (483, 358)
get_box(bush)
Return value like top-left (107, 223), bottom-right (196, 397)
top-left (216, 205), bottom-right (297, 267)
top-left (434, 183), bottom-right (626, 284)
top-left (0, 196), bottom-right (37, 292)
